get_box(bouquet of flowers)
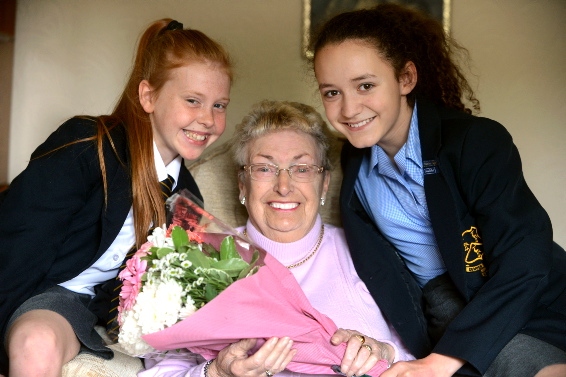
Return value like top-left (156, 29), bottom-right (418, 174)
top-left (115, 190), bottom-right (390, 376)
top-left (116, 190), bottom-right (263, 356)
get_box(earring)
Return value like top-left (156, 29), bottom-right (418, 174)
top-left (320, 197), bottom-right (325, 206)
top-left (240, 196), bottom-right (246, 205)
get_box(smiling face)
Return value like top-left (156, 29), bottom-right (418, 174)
top-left (314, 39), bottom-right (416, 157)
top-left (139, 60), bottom-right (231, 165)
top-left (239, 130), bottom-right (330, 243)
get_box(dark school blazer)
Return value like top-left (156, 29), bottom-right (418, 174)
top-left (339, 99), bottom-right (566, 375)
top-left (0, 117), bottom-right (202, 372)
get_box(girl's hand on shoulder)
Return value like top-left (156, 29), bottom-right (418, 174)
top-left (331, 328), bottom-right (395, 377)
top-left (381, 353), bottom-right (464, 377)
top-left (210, 337), bottom-right (296, 377)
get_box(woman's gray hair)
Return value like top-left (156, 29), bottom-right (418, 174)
top-left (231, 100), bottom-right (333, 170)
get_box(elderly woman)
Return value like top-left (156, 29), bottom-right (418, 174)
top-left (140, 100), bottom-right (414, 377)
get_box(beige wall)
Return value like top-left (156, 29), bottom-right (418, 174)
top-left (7, 0), bottom-right (566, 244)
top-left (450, 0), bottom-right (566, 245)
top-left (0, 40), bottom-right (13, 184)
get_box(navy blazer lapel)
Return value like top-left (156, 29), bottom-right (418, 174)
top-left (177, 162), bottom-right (203, 204)
top-left (97, 125), bottom-right (133, 258)
top-left (418, 100), bottom-right (468, 297)
top-left (98, 163), bottom-right (132, 256)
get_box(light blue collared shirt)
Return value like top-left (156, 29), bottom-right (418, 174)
top-left (354, 103), bottom-right (446, 287)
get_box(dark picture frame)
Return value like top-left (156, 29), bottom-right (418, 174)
top-left (303, 0), bottom-right (451, 59)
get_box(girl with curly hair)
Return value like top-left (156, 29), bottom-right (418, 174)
top-left (311, 3), bottom-right (565, 377)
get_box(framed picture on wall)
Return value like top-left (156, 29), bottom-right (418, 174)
top-left (302, 0), bottom-right (451, 59)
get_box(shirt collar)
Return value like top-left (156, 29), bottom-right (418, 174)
top-left (406, 102), bottom-right (422, 169)
top-left (365, 102), bottom-right (422, 179)
top-left (153, 141), bottom-right (182, 188)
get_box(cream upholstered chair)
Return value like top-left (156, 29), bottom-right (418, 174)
top-left (62, 328), bottom-right (143, 377)
top-left (62, 345), bottom-right (143, 377)
top-left (61, 133), bottom-right (345, 376)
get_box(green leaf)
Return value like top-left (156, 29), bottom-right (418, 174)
top-left (141, 253), bottom-right (156, 265)
top-left (219, 236), bottom-right (240, 260)
top-left (211, 258), bottom-right (250, 278)
top-left (202, 243), bottom-right (220, 260)
top-left (250, 249), bottom-right (260, 265)
top-left (156, 247), bottom-right (174, 259)
top-left (171, 226), bottom-right (189, 248)
top-left (204, 282), bottom-right (219, 301)
top-left (185, 249), bottom-right (211, 268)
top-left (246, 265), bottom-right (261, 277)
top-left (203, 268), bottom-right (233, 286)
top-left (237, 249), bottom-right (260, 279)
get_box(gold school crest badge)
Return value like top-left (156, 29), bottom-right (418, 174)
top-left (462, 226), bottom-right (487, 276)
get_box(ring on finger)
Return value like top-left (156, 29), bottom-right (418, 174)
top-left (361, 344), bottom-right (373, 353)
top-left (265, 370), bottom-right (274, 377)
top-left (354, 334), bottom-right (366, 344)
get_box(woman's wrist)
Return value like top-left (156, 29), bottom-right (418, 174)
top-left (382, 343), bottom-right (395, 364)
top-left (203, 359), bottom-right (215, 377)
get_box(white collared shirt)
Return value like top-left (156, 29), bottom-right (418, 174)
top-left (59, 142), bottom-right (181, 295)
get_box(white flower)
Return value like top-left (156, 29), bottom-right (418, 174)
top-left (181, 260), bottom-right (192, 268)
top-left (118, 279), bottom-right (186, 355)
top-left (164, 252), bottom-right (180, 264)
top-left (138, 280), bottom-right (183, 332)
top-left (147, 225), bottom-right (175, 249)
top-left (165, 267), bottom-right (183, 279)
top-left (118, 306), bottom-right (156, 356)
top-left (178, 298), bottom-right (197, 320)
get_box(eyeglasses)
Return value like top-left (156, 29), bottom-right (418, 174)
top-left (242, 163), bottom-right (325, 183)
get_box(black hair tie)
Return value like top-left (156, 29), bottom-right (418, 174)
top-left (166, 20), bottom-right (183, 31)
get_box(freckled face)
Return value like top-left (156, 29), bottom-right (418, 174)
top-left (240, 130), bottom-right (330, 243)
top-left (140, 61), bottom-right (231, 165)
top-left (314, 40), bottom-right (415, 156)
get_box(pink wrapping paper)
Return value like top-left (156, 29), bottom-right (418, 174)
top-left (142, 251), bottom-right (389, 376)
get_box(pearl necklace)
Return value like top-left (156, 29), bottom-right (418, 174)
top-left (243, 224), bottom-right (325, 269)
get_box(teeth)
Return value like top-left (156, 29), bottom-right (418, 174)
top-left (184, 130), bottom-right (208, 141)
top-left (270, 202), bottom-right (298, 210)
top-left (347, 117), bottom-right (374, 128)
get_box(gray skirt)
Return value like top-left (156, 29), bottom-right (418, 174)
top-left (5, 285), bottom-right (113, 360)
top-left (423, 273), bottom-right (566, 376)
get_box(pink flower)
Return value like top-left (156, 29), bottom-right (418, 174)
top-left (119, 254), bottom-right (148, 313)
top-left (186, 229), bottom-right (204, 244)
top-left (136, 241), bottom-right (153, 258)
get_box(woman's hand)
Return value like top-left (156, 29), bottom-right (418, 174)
top-left (381, 353), bottom-right (465, 377)
top-left (331, 328), bottom-right (395, 377)
top-left (209, 337), bottom-right (296, 377)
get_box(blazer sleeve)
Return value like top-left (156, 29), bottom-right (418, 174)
top-left (433, 119), bottom-right (555, 373)
top-left (0, 118), bottom-right (105, 340)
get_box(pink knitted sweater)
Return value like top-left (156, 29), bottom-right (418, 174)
top-left (139, 216), bottom-right (413, 377)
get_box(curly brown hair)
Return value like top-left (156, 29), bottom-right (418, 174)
top-left (311, 3), bottom-right (479, 114)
